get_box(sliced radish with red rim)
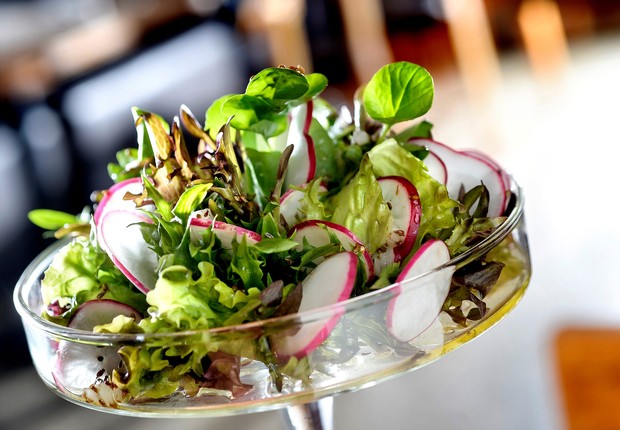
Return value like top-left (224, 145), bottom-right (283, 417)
top-left (99, 209), bottom-right (158, 293)
top-left (54, 299), bottom-right (141, 394)
top-left (189, 216), bottom-right (261, 249)
top-left (387, 239), bottom-right (453, 342)
top-left (412, 138), bottom-right (507, 217)
top-left (289, 220), bottom-right (374, 281)
top-left (273, 251), bottom-right (358, 358)
top-left (373, 176), bottom-right (422, 273)
top-left (279, 183), bottom-right (328, 227)
top-left (94, 178), bottom-right (154, 251)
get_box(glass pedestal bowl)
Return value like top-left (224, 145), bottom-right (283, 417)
top-left (14, 177), bottom-right (531, 430)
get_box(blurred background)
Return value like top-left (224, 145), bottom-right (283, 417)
top-left (1, 0), bottom-right (620, 429)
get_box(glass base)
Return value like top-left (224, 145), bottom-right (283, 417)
top-left (282, 398), bottom-right (333, 430)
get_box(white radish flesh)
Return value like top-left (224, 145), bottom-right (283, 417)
top-left (94, 178), bottom-right (147, 251)
top-left (274, 251), bottom-right (358, 358)
top-left (189, 217), bottom-right (261, 249)
top-left (99, 209), bottom-right (158, 293)
top-left (68, 299), bottom-right (141, 330)
top-left (285, 101), bottom-right (316, 188)
top-left (55, 299), bottom-right (141, 394)
top-left (423, 151), bottom-right (447, 185)
top-left (290, 220), bottom-right (374, 280)
top-left (373, 176), bottom-right (422, 272)
top-left (387, 239), bottom-right (454, 342)
top-left (279, 183), bottom-right (327, 227)
top-left (413, 138), bottom-right (507, 217)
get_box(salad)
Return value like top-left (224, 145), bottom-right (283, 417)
top-left (28, 61), bottom-right (511, 404)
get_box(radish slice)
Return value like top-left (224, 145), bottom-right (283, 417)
top-left (280, 183), bottom-right (328, 227)
top-left (55, 300), bottom-right (141, 394)
top-left (423, 151), bottom-right (447, 185)
top-left (274, 251), bottom-right (358, 358)
top-left (387, 239), bottom-right (454, 342)
top-left (412, 138), bottom-right (507, 217)
top-left (462, 149), bottom-right (511, 191)
top-left (94, 177), bottom-right (143, 225)
top-left (94, 177), bottom-right (154, 251)
top-left (290, 220), bottom-right (374, 280)
top-left (373, 176), bottom-right (422, 272)
top-left (68, 299), bottom-right (141, 330)
top-left (189, 217), bottom-right (261, 249)
top-left (99, 209), bottom-right (158, 293)
top-left (285, 101), bottom-right (316, 187)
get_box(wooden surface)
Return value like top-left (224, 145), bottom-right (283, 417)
top-left (555, 328), bottom-right (620, 430)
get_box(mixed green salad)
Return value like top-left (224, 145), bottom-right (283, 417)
top-left (29, 61), bottom-right (511, 403)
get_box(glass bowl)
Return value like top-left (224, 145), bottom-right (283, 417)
top-left (13, 176), bottom-right (531, 421)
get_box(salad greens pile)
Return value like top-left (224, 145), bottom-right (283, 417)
top-left (29, 61), bottom-right (508, 402)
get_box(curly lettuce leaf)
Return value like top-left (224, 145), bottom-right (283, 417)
top-left (40, 238), bottom-right (147, 322)
top-left (329, 155), bottom-right (392, 253)
top-left (146, 262), bottom-right (261, 330)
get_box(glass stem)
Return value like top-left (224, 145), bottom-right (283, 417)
top-left (282, 397), bottom-right (334, 430)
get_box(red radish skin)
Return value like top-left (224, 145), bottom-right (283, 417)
top-left (99, 209), bottom-right (158, 293)
top-left (387, 239), bottom-right (454, 342)
top-left (285, 101), bottom-right (316, 187)
top-left (274, 251), bottom-right (358, 358)
top-left (373, 176), bottom-right (422, 272)
top-left (94, 177), bottom-right (143, 225)
top-left (290, 220), bottom-right (374, 280)
top-left (189, 217), bottom-right (261, 249)
top-left (412, 138), bottom-right (507, 217)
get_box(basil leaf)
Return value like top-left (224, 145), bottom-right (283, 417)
top-left (363, 62), bottom-right (434, 126)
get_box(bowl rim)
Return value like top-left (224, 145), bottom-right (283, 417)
top-left (13, 176), bottom-right (526, 343)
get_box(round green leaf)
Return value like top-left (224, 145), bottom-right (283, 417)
top-left (363, 62), bottom-right (434, 126)
top-left (245, 68), bottom-right (309, 107)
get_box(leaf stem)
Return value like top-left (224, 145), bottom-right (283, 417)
top-left (378, 123), bottom-right (391, 142)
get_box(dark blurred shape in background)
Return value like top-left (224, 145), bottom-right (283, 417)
top-left (1, 0), bottom-right (619, 375)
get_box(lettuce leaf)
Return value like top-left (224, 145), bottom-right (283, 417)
top-left (329, 155), bottom-right (392, 253)
top-left (367, 139), bottom-right (457, 247)
top-left (40, 238), bottom-right (147, 322)
top-left (146, 262), bottom-right (261, 330)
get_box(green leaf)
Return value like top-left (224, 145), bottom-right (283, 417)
top-left (205, 94), bottom-right (233, 138)
top-left (363, 62), bottom-right (434, 126)
top-left (28, 209), bottom-right (78, 230)
top-left (394, 120), bottom-right (434, 143)
top-left (230, 238), bottom-right (265, 291)
top-left (253, 238), bottom-right (299, 254)
top-left (300, 73), bottom-right (328, 102)
top-left (223, 95), bottom-right (288, 138)
top-left (172, 183), bottom-right (213, 224)
top-left (243, 148), bottom-right (282, 207)
top-left (245, 67), bottom-right (309, 108)
top-left (329, 156), bottom-right (392, 253)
